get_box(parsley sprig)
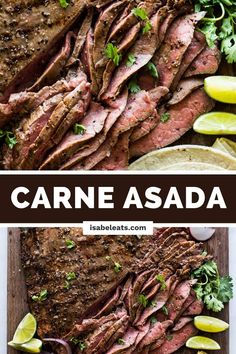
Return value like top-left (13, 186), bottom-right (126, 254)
top-left (191, 260), bottom-right (233, 312)
top-left (195, 0), bottom-right (236, 63)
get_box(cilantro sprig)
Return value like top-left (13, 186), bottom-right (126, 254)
top-left (0, 130), bottom-right (17, 149)
top-left (191, 260), bottom-right (233, 312)
top-left (195, 0), bottom-right (236, 63)
top-left (105, 43), bottom-right (122, 66)
top-left (132, 7), bottom-right (152, 34)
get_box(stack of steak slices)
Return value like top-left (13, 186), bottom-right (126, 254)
top-left (0, 0), bottom-right (221, 170)
top-left (21, 227), bottom-right (211, 353)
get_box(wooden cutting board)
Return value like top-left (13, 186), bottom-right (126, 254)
top-left (8, 228), bottom-right (229, 354)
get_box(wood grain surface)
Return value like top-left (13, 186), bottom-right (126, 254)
top-left (8, 227), bottom-right (229, 354)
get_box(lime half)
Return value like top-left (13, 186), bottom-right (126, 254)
top-left (205, 76), bottom-right (236, 104)
top-left (8, 338), bottom-right (42, 353)
top-left (186, 336), bottom-right (221, 350)
top-left (194, 316), bottom-right (229, 333)
top-left (193, 112), bottom-right (236, 135)
top-left (12, 313), bottom-right (37, 344)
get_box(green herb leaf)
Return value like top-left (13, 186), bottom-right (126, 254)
top-left (114, 262), bottom-right (122, 273)
top-left (146, 62), bottom-right (159, 78)
top-left (166, 335), bottom-right (173, 341)
top-left (160, 112), bottom-right (170, 123)
top-left (142, 20), bottom-right (152, 34)
top-left (128, 77), bottom-right (141, 94)
top-left (0, 130), bottom-right (17, 149)
top-left (150, 316), bottom-right (157, 325)
top-left (66, 272), bottom-right (77, 281)
top-left (66, 239), bottom-right (76, 250)
top-left (64, 280), bottom-right (70, 289)
top-left (59, 0), bottom-right (69, 8)
top-left (219, 17), bottom-right (233, 39)
top-left (199, 22), bottom-right (218, 48)
top-left (155, 274), bottom-right (167, 290)
top-left (132, 7), bottom-right (148, 20)
top-left (78, 341), bottom-right (86, 351)
top-left (204, 294), bottom-right (224, 312)
top-left (105, 43), bottom-right (122, 66)
top-left (73, 124), bottom-right (86, 135)
top-left (32, 289), bottom-right (48, 302)
top-left (138, 294), bottom-right (148, 308)
top-left (221, 35), bottom-right (236, 64)
top-left (117, 338), bottom-right (125, 345)
top-left (70, 337), bottom-right (80, 345)
top-left (218, 276), bottom-right (234, 303)
top-left (162, 305), bottom-right (169, 315)
top-left (126, 54), bottom-right (136, 67)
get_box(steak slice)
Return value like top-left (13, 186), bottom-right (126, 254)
top-left (60, 90), bottom-right (128, 170)
top-left (108, 0), bottom-right (160, 43)
top-left (106, 327), bottom-right (139, 354)
top-left (73, 90), bottom-right (156, 170)
top-left (98, 22), bottom-right (141, 99)
top-left (67, 9), bottom-right (94, 67)
top-left (102, 7), bottom-right (167, 100)
top-left (40, 102), bottom-right (108, 170)
top-left (19, 78), bottom-right (91, 169)
top-left (153, 323), bottom-right (198, 354)
top-left (172, 316), bottom-right (193, 331)
top-left (171, 30), bottom-right (206, 90)
top-left (0, 0), bottom-right (86, 101)
top-left (167, 77), bottom-right (204, 106)
top-left (153, 12), bottom-right (206, 88)
top-left (94, 130), bottom-right (131, 170)
top-left (130, 88), bottom-right (214, 158)
top-left (21, 228), bottom-right (155, 338)
top-left (130, 110), bottom-right (159, 143)
top-left (28, 31), bottom-right (75, 92)
top-left (184, 45), bottom-right (221, 77)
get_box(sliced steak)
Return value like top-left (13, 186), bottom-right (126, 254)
top-left (28, 31), bottom-right (75, 92)
top-left (60, 89), bottom-right (128, 170)
top-left (81, 29), bottom-right (99, 95)
top-left (171, 30), bottom-right (206, 90)
top-left (153, 12), bottom-right (206, 88)
top-left (21, 228), bottom-right (152, 338)
top-left (166, 280), bottom-right (193, 321)
top-left (19, 79), bottom-right (91, 169)
top-left (0, 0), bottom-right (86, 101)
top-left (106, 327), bottom-right (139, 354)
top-left (153, 323), bottom-right (198, 354)
top-left (130, 110), bottom-right (159, 143)
top-left (95, 286), bottom-right (122, 318)
top-left (183, 299), bottom-right (204, 316)
top-left (167, 77), bottom-right (204, 106)
top-left (184, 45), bottom-right (221, 77)
top-left (138, 320), bottom-right (173, 350)
top-left (73, 90), bottom-right (156, 170)
top-left (172, 316), bottom-right (193, 331)
top-left (102, 8), bottom-right (167, 100)
top-left (130, 88), bottom-right (214, 157)
top-left (67, 9), bottom-right (94, 67)
top-left (108, 0), bottom-right (160, 43)
top-left (39, 102), bottom-right (108, 170)
top-left (94, 130), bottom-right (131, 170)
top-left (98, 23), bottom-right (141, 99)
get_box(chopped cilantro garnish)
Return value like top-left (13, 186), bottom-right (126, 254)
top-left (0, 130), bottom-right (17, 149)
top-left (114, 262), bottom-right (122, 273)
top-left (156, 274), bottom-right (167, 290)
top-left (126, 54), bottom-right (136, 67)
top-left (105, 43), bottom-right (122, 66)
top-left (66, 272), bottom-right (77, 281)
top-left (160, 112), bottom-right (170, 123)
top-left (117, 338), bottom-right (125, 345)
top-left (146, 62), bottom-right (159, 78)
top-left (66, 239), bottom-right (76, 250)
top-left (59, 0), bottom-right (69, 8)
top-left (73, 124), bottom-right (86, 135)
top-left (128, 77), bottom-right (141, 94)
top-left (138, 294), bottom-right (148, 308)
top-left (32, 289), bottom-right (48, 302)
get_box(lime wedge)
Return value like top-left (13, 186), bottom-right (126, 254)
top-left (204, 76), bottom-right (236, 103)
top-left (194, 316), bottom-right (229, 333)
top-left (186, 336), bottom-right (221, 350)
top-left (12, 313), bottom-right (37, 344)
top-left (193, 112), bottom-right (236, 135)
top-left (8, 338), bottom-right (42, 353)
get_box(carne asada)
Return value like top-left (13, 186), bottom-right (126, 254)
top-left (0, 0), bottom-right (223, 170)
top-left (20, 227), bottom-right (212, 352)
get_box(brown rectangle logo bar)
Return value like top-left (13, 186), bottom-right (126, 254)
top-left (0, 173), bottom-right (235, 223)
